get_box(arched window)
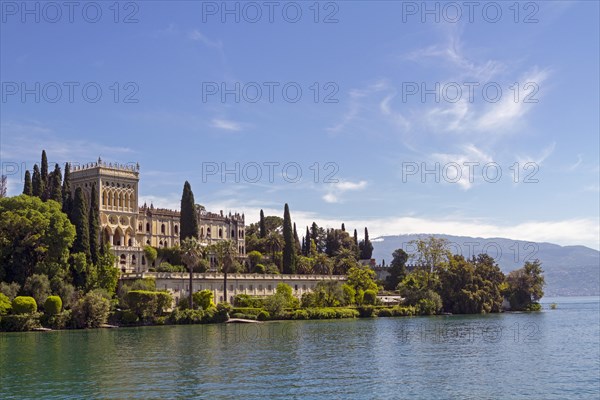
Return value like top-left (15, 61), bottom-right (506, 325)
top-left (142, 256), bottom-right (146, 265)
top-left (146, 223), bottom-right (150, 232)
top-left (146, 240), bottom-right (150, 245)
top-left (120, 254), bottom-right (126, 264)
top-left (218, 228), bottom-right (222, 238)
top-left (159, 240), bottom-right (163, 247)
top-left (161, 224), bottom-right (166, 234)
top-left (128, 238), bottom-right (133, 246)
top-left (207, 227), bottom-right (211, 237)
top-left (174, 225), bottom-right (179, 234)
top-left (231, 229), bottom-right (235, 238)
top-left (131, 255), bottom-right (137, 265)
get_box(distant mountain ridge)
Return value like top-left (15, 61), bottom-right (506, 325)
top-left (372, 234), bottom-right (600, 296)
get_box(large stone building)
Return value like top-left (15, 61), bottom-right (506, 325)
top-left (70, 159), bottom-right (245, 272)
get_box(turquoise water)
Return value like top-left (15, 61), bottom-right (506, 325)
top-left (1, 297), bottom-right (598, 399)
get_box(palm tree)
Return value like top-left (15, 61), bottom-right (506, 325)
top-left (266, 231), bottom-right (282, 265)
top-left (181, 237), bottom-right (202, 308)
top-left (211, 240), bottom-right (238, 304)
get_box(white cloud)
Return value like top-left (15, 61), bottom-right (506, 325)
top-left (322, 180), bottom-right (368, 203)
top-left (210, 118), bottom-right (242, 132)
top-left (431, 144), bottom-right (493, 190)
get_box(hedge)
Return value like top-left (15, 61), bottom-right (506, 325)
top-left (0, 293), bottom-right (11, 315)
top-left (126, 290), bottom-right (173, 321)
top-left (44, 296), bottom-right (62, 315)
top-left (0, 312), bottom-right (42, 331)
top-left (305, 308), bottom-right (359, 319)
top-left (12, 296), bottom-right (37, 314)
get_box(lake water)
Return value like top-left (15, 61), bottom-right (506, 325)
top-left (1, 297), bottom-right (599, 399)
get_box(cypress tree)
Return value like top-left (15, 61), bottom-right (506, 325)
top-left (62, 162), bottom-right (72, 215)
top-left (305, 226), bottom-right (310, 256)
top-left (23, 170), bottom-right (32, 195)
top-left (341, 223), bottom-right (345, 232)
top-left (353, 229), bottom-right (358, 247)
top-left (89, 184), bottom-right (100, 265)
top-left (32, 164), bottom-right (43, 198)
top-left (180, 181), bottom-right (199, 241)
top-left (49, 164), bottom-right (62, 204)
top-left (259, 209), bottom-right (266, 238)
top-left (72, 187), bottom-right (91, 259)
top-left (282, 203), bottom-right (296, 274)
top-left (359, 227), bottom-right (373, 260)
top-left (293, 222), bottom-right (301, 254)
top-left (41, 150), bottom-right (49, 200)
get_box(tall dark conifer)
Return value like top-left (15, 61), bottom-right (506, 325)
top-left (23, 170), bottom-right (32, 195)
top-left (305, 226), bottom-right (310, 256)
top-left (293, 222), bottom-right (301, 254)
top-left (353, 229), bottom-right (358, 246)
top-left (41, 150), bottom-right (49, 200)
top-left (259, 209), bottom-right (266, 238)
top-left (341, 223), bottom-right (346, 232)
top-left (89, 184), bottom-right (100, 265)
top-left (71, 187), bottom-right (91, 259)
top-left (62, 162), bottom-right (72, 216)
top-left (359, 227), bottom-right (374, 260)
top-left (49, 164), bottom-right (62, 204)
top-left (282, 203), bottom-right (296, 274)
top-left (32, 164), bottom-right (43, 198)
top-left (180, 181), bottom-right (199, 241)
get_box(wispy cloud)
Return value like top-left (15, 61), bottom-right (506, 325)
top-left (210, 118), bottom-right (243, 132)
top-left (322, 180), bottom-right (368, 203)
top-left (188, 30), bottom-right (223, 49)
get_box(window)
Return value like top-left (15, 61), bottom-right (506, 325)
top-left (239, 285), bottom-right (244, 291)
top-left (249, 285), bottom-right (253, 291)
top-left (303, 285), bottom-right (306, 290)
top-left (146, 223), bottom-right (150, 232)
top-left (268, 285), bottom-right (272, 291)
top-left (295, 285), bottom-right (298, 291)
top-left (229, 285), bottom-right (233, 291)
top-left (219, 228), bottom-right (223, 238)
top-left (161, 224), bottom-right (165, 234)
top-left (174, 225), bottom-right (179, 234)
top-left (258, 285), bottom-right (263, 291)
top-left (142, 256), bottom-right (146, 265)
top-left (231, 229), bottom-right (235, 238)
top-left (128, 238), bottom-right (133, 246)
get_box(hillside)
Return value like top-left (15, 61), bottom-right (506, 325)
top-left (372, 234), bottom-right (600, 296)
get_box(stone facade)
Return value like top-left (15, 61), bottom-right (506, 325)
top-left (70, 160), bottom-right (245, 273)
top-left (121, 272), bottom-right (347, 305)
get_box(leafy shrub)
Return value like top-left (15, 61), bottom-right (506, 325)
top-left (0, 293), bottom-right (11, 315)
top-left (41, 310), bottom-right (71, 330)
top-left (525, 302), bottom-right (542, 311)
top-left (12, 296), bottom-right (37, 314)
top-left (71, 290), bottom-right (110, 328)
top-left (114, 310), bottom-right (139, 325)
top-left (193, 290), bottom-right (215, 310)
top-left (291, 309), bottom-right (309, 320)
top-left (126, 290), bottom-right (173, 321)
top-left (363, 290), bottom-right (378, 306)
top-left (231, 307), bottom-right (264, 317)
top-left (44, 296), bottom-right (63, 315)
top-left (233, 294), bottom-right (267, 308)
top-left (257, 310), bottom-right (270, 321)
top-left (0, 312), bottom-right (42, 331)
top-left (305, 308), bottom-right (359, 319)
top-left (169, 308), bottom-right (205, 324)
top-left (0, 282), bottom-right (21, 301)
top-left (376, 308), bottom-right (393, 317)
top-left (357, 306), bottom-right (376, 318)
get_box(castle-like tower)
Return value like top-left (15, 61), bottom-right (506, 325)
top-left (70, 159), bottom-right (245, 273)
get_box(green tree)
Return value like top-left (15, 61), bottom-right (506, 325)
top-left (62, 162), bottom-right (72, 217)
top-left (44, 296), bottom-right (63, 315)
top-left (23, 170), bottom-right (32, 195)
top-left (0, 282), bottom-right (20, 301)
top-left (295, 255), bottom-right (314, 274)
top-left (49, 164), bottom-right (62, 204)
top-left (71, 187), bottom-right (90, 259)
top-left (23, 273), bottom-right (51, 307)
top-left (12, 296), bottom-right (37, 314)
top-left (180, 181), bottom-right (199, 241)
top-left (359, 227), bottom-right (373, 259)
top-left (247, 250), bottom-right (263, 272)
top-left (0, 175), bottom-right (6, 199)
top-left (212, 240), bottom-right (238, 303)
top-left (409, 236), bottom-right (451, 272)
top-left (282, 203), bottom-right (296, 274)
top-left (506, 260), bottom-right (545, 311)
top-left (72, 290), bottom-right (110, 328)
top-left (0, 195), bottom-right (75, 284)
top-left (385, 249), bottom-right (409, 290)
top-left (259, 209), bottom-right (266, 238)
top-left (88, 184), bottom-right (100, 265)
top-left (40, 150), bottom-right (49, 200)
top-left (0, 293), bottom-right (11, 315)
top-left (266, 231), bottom-right (282, 265)
top-left (96, 249), bottom-right (119, 295)
top-left (293, 222), bottom-right (301, 255)
top-left (304, 226), bottom-right (310, 256)
top-left (32, 164), bottom-right (43, 198)
top-left (181, 236), bottom-right (203, 309)
top-left (193, 289), bottom-right (215, 310)
top-left (144, 245), bottom-right (158, 267)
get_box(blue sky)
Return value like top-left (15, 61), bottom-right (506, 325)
top-left (1, 1), bottom-right (599, 249)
